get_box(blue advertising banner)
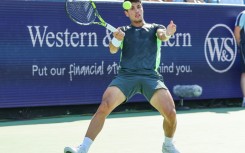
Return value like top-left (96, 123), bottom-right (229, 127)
top-left (0, 1), bottom-right (245, 108)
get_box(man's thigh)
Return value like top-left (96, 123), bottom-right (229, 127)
top-left (141, 76), bottom-right (168, 102)
top-left (149, 89), bottom-right (176, 116)
top-left (101, 86), bottom-right (126, 111)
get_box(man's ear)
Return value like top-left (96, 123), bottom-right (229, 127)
top-left (124, 11), bottom-right (129, 17)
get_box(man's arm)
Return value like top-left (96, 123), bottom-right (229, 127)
top-left (157, 20), bottom-right (176, 42)
top-left (109, 28), bottom-right (125, 54)
top-left (234, 26), bottom-right (241, 46)
top-left (156, 28), bottom-right (171, 42)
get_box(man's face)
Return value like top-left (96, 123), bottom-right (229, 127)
top-left (125, 2), bottom-right (144, 23)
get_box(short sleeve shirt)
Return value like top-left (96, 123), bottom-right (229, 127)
top-left (119, 23), bottom-right (165, 75)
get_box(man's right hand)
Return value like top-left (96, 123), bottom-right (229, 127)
top-left (113, 28), bottom-right (125, 41)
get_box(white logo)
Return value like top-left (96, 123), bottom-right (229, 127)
top-left (204, 24), bottom-right (237, 73)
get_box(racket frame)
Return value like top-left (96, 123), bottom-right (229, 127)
top-left (66, 0), bottom-right (117, 32)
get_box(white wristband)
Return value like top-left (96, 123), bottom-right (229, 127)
top-left (111, 37), bottom-right (122, 48)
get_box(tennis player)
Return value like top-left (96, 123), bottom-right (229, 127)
top-left (234, 10), bottom-right (245, 107)
top-left (64, 0), bottom-right (179, 152)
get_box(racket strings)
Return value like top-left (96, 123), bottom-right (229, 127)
top-left (66, 1), bottom-right (96, 25)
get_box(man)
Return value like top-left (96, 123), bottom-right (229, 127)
top-left (234, 10), bottom-right (245, 107)
top-left (64, 0), bottom-right (179, 152)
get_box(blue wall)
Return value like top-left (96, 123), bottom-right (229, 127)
top-left (0, 1), bottom-right (245, 108)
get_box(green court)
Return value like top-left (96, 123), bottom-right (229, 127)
top-left (0, 107), bottom-right (244, 153)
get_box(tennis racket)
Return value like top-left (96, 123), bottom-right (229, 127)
top-left (66, 0), bottom-right (117, 32)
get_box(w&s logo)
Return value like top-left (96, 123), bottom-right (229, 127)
top-left (204, 24), bottom-right (237, 73)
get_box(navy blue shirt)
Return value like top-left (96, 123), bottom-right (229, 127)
top-left (119, 23), bottom-right (165, 75)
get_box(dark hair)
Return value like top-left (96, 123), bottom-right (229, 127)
top-left (124, 0), bottom-right (142, 3)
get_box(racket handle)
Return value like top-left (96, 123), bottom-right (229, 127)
top-left (106, 23), bottom-right (117, 32)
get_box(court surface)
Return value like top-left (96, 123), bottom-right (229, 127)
top-left (0, 107), bottom-right (245, 153)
